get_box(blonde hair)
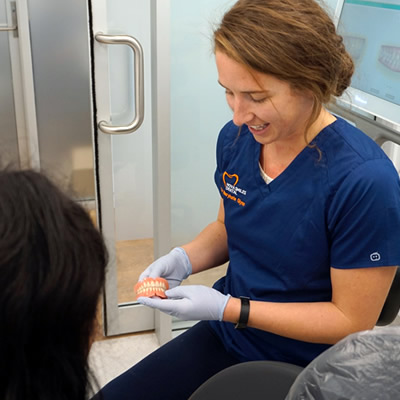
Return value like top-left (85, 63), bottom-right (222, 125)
top-left (214, 0), bottom-right (354, 139)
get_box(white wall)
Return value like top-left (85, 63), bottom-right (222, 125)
top-left (170, 0), bottom-right (235, 245)
top-left (319, 0), bottom-right (340, 17)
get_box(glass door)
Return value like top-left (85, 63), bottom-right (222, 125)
top-left (92, 0), bottom-right (236, 342)
top-left (92, 0), bottom-right (162, 339)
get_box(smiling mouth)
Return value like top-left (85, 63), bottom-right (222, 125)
top-left (249, 123), bottom-right (269, 131)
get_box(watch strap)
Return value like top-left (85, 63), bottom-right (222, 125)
top-left (235, 296), bottom-right (250, 329)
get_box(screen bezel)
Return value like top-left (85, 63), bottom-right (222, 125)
top-left (333, 0), bottom-right (400, 127)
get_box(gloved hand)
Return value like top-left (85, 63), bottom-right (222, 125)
top-left (137, 285), bottom-right (231, 321)
top-left (138, 247), bottom-right (192, 289)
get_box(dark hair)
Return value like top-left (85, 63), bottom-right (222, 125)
top-left (0, 169), bottom-right (108, 400)
top-left (214, 0), bottom-right (354, 139)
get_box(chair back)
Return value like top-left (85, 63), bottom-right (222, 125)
top-left (189, 360), bottom-right (303, 400)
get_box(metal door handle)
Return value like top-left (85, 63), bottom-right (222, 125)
top-left (95, 33), bottom-right (144, 134)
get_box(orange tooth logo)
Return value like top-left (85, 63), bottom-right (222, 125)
top-left (223, 172), bottom-right (239, 187)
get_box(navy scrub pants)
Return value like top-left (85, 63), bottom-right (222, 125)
top-left (92, 321), bottom-right (241, 400)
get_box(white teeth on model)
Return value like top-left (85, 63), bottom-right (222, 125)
top-left (137, 282), bottom-right (167, 294)
top-left (343, 35), bottom-right (365, 61)
top-left (137, 287), bottom-right (162, 294)
top-left (379, 45), bottom-right (400, 73)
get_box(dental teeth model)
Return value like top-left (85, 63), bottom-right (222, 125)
top-left (343, 35), bottom-right (365, 62)
top-left (378, 45), bottom-right (400, 73)
top-left (134, 277), bottom-right (169, 299)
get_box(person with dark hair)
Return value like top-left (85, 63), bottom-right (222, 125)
top-left (93, 1), bottom-right (400, 399)
top-left (0, 169), bottom-right (108, 400)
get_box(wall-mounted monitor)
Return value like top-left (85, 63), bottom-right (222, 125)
top-left (334, 0), bottom-right (400, 130)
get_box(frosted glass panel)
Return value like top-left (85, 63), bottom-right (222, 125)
top-left (28, 0), bottom-right (94, 199)
top-left (0, 0), bottom-right (19, 166)
top-left (170, 0), bottom-right (235, 245)
top-left (107, 0), bottom-right (153, 242)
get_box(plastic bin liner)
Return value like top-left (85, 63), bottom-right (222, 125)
top-left (286, 326), bottom-right (400, 400)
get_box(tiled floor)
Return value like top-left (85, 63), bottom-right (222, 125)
top-left (89, 331), bottom-right (159, 389)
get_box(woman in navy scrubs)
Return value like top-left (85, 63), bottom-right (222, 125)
top-left (95, 1), bottom-right (400, 399)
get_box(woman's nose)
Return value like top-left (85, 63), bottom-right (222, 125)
top-left (232, 99), bottom-right (253, 126)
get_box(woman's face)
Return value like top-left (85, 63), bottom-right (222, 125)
top-left (215, 51), bottom-right (315, 147)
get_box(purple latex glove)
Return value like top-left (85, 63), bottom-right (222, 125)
top-left (138, 285), bottom-right (231, 321)
top-left (138, 247), bottom-right (192, 289)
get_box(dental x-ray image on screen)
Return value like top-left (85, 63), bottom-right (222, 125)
top-left (336, 0), bottom-right (400, 126)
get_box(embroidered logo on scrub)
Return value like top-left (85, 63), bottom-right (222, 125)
top-left (221, 171), bottom-right (247, 207)
top-left (370, 252), bottom-right (381, 262)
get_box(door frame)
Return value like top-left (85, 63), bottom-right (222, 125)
top-left (5, 0), bottom-right (40, 169)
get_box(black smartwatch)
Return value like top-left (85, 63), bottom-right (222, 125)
top-left (235, 296), bottom-right (250, 329)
